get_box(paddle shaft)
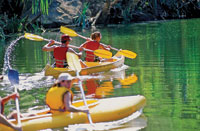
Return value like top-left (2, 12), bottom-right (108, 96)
top-left (76, 33), bottom-right (119, 51)
top-left (60, 26), bottom-right (137, 59)
top-left (8, 69), bottom-right (21, 126)
top-left (76, 72), bottom-right (93, 124)
top-left (78, 34), bottom-right (138, 59)
top-left (67, 52), bottom-right (93, 124)
top-left (43, 38), bottom-right (98, 53)
top-left (11, 84), bottom-right (21, 126)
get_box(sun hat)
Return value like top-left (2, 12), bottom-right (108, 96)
top-left (56, 73), bottom-right (73, 83)
top-left (61, 34), bottom-right (72, 43)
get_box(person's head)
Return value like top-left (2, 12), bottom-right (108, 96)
top-left (61, 34), bottom-right (72, 46)
top-left (55, 73), bottom-right (73, 88)
top-left (90, 32), bottom-right (101, 42)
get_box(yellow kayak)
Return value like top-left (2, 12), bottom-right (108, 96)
top-left (0, 95), bottom-right (146, 131)
top-left (44, 52), bottom-right (125, 78)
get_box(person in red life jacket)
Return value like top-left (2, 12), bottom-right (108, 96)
top-left (0, 93), bottom-right (22, 131)
top-left (79, 32), bottom-right (111, 62)
top-left (42, 35), bottom-right (81, 68)
top-left (46, 73), bottom-right (89, 114)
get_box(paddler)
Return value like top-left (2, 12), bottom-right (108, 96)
top-left (0, 93), bottom-right (22, 131)
top-left (79, 32), bottom-right (111, 62)
top-left (46, 73), bottom-right (89, 114)
top-left (42, 34), bottom-right (82, 68)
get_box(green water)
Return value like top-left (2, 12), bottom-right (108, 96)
top-left (0, 18), bottom-right (200, 131)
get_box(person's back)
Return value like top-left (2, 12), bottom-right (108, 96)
top-left (79, 31), bottom-right (110, 62)
top-left (53, 46), bottom-right (69, 67)
top-left (83, 41), bottom-right (100, 62)
top-left (42, 35), bottom-right (81, 68)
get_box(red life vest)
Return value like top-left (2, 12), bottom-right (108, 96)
top-left (85, 41), bottom-right (100, 62)
top-left (53, 47), bottom-right (68, 68)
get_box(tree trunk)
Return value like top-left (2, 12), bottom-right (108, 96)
top-left (95, 0), bottom-right (111, 24)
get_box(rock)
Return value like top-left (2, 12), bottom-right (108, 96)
top-left (23, 0), bottom-right (83, 27)
top-left (131, 12), bottom-right (156, 22)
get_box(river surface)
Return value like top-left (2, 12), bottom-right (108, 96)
top-left (0, 18), bottom-right (200, 131)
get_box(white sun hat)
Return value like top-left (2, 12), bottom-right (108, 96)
top-left (56, 73), bottom-right (74, 83)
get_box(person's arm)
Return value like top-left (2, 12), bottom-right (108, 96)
top-left (0, 114), bottom-right (22, 131)
top-left (68, 48), bottom-right (82, 58)
top-left (79, 41), bottom-right (89, 51)
top-left (63, 92), bottom-right (89, 114)
top-left (99, 44), bottom-right (111, 50)
top-left (1, 93), bottom-right (19, 106)
top-left (67, 49), bottom-right (88, 67)
top-left (42, 40), bottom-right (56, 52)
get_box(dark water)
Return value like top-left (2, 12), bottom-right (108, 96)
top-left (0, 18), bottom-right (200, 131)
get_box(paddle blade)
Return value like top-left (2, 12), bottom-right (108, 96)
top-left (94, 49), bottom-right (112, 59)
top-left (24, 33), bottom-right (44, 41)
top-left (67, 52), bottom-right (82, 72)
top-left (8, 69), bottom-right (19, 85)
top-left (60, 26), bottom-right (78, 37)
top-left (118, 50), bottom-right (137, 59)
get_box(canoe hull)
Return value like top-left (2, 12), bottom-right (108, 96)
top-left (44, 54), bottom-right (125, 78)
top-left (0, 95), bottom-right (146, 131)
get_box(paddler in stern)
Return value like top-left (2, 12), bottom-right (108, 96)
top-left (42, 35), bottom-right (82, 68)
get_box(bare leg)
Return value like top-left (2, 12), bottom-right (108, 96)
top-left (7, 110), bottom-right (36, 119)
top-left (7, 110), bottom-right (22, 120)
top-left (0, 114), bottom-right (22, 131)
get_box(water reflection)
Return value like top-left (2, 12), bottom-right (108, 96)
top-left (109, 115), bottom-right (147, 131)
top-left (2, 19), bottom-right (200, 131)
top-left (65, 110), bottom-right (147, 131)
top-left (78, 68), bottom-right (138, 99)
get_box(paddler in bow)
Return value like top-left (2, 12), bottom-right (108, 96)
top-left (42, 35), bottom-right (82, 68)
top-left (46, 73), bottom-right (89, 114)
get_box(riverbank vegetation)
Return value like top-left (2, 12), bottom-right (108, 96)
top-left (0, 0), bottom-right (200, 41)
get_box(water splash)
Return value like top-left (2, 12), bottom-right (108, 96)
top-left (1, 35), bottom-right (55, 90)
top-left (3, 35), bottom-right (24, 74)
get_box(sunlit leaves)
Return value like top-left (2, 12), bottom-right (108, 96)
top-left (32, 0), bottom-right (51, 15)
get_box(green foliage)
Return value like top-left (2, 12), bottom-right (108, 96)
top-left (0, 14), bottom-right (25, 41)
top-left (73, 2), bottom-right (90, 28)
top-left (0, 13), bottom-right (43, 41)
top-left (122, 7), bottom-right (131, 24)
top-left (30, 22), bottom-right (43, 33)
top-left (32, 0), bottom-right (51, 15)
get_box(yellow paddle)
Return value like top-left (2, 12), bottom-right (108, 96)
top-left (60, 26), bottom-right (137, 59)
top-left (24, 33), bottom-right (112, 59)
top-left (67, 52), bottom-right (93, 124)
